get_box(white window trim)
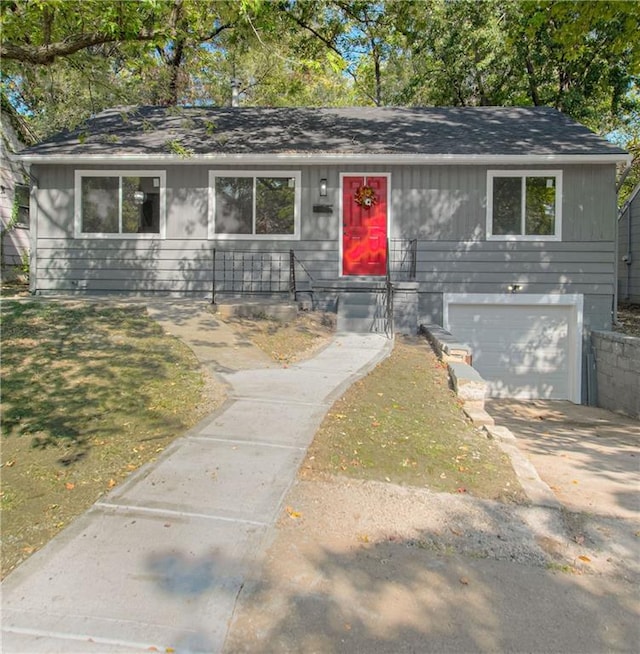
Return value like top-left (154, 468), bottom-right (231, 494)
top-left (74, 170), bottom-right (167, 239)
top-left (208, 170), bottom-right (301, 240)
top-left (486, 170), bottom-right (562, 241)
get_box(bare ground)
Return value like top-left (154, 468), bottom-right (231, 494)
top-left (615, 303), bottom-right (640, 337)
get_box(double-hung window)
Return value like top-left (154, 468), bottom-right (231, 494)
top-left (74, 170), bottom-right (166, 238)
top-left (208, 171), bottom-right (300, 239)
top-left (487, 171), bottom-right (562, 240)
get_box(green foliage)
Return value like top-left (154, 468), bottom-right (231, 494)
top-left (1, 0), bottom-right (638, 160)
top-left (19, 250), bottom-right (29, 278)
top-left (166, 139), bottom-right (193, 158)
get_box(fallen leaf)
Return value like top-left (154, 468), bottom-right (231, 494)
top-left (456, 487), bottom-right (467, 493)
top-left (65, 482), bottom-right (75, 490)
top-left (572, 480), bottom-right (579, 484)
top-left (459, 577), bottom-right (469, 585)
top-left (286, 506), bottom-right (302, 519)
top-left (5, 460), bottom-right (16, 468)
top-left (578, 555), bottom-right (591, 563)
top-left (107, 479), bottom-right (117, 489)
top-left (357, 534), bottom-right (370, 543)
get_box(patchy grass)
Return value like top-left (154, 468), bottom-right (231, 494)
top-left (223, 311), bottom-right (336, 364)
top-left (0, 300), bottom-right (222, 578)
top-left (303, 336), bottom-right (526, 503)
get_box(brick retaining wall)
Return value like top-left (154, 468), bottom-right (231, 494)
top-left (591, 330), bottom-right (640, 419)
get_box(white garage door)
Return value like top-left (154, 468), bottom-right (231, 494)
top-left (444, 294), bottom-right (583, 402)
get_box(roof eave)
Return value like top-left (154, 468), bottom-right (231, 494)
top-left (17, 152), bottom-right (631, 165)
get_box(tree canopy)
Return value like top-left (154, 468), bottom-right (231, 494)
top-left (1, 0), bottom-right (638, 196)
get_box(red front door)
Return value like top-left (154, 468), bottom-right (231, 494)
top-left (342, 175), bottom-right (388, 276)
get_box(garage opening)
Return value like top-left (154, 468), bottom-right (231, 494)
top-left (443, 293), bottom-right (583, 402)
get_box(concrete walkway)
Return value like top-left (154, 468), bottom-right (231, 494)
top-left (487, 399), bottom-right (640, 520)
top-left (1, 301), bottom-right (393, 653)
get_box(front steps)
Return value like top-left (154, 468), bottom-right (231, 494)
top-left (212, 280), bottom-right (419, 335)
top-left (337, 290), bottom-right (389, 333)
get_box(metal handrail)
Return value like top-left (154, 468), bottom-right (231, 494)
top-left (212, 248), bottom-right (314, 303)
top-left (388, 238), bottom-right (417, 281)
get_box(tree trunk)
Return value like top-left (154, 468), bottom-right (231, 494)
top-left (166, 38), bottom-right (186, 106)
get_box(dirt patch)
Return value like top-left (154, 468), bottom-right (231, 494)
top-left (221, 311), bottom-right (336, 364)
top-left (615, 303), bottom-right (640, 337)
top-left (225, 478), bottom-right (640, 653)
top-left (0, 279), bottom-right (29, 297)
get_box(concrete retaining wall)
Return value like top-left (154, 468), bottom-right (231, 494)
top-left (591, 330), bottom-right (640, 418)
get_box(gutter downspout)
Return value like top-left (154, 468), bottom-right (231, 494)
top-left (614, 160), bottom-right (636, 321)
top-left (627, 201), bottom-right (634, 300)
top-left (618, 183), bottom-right (639, 305)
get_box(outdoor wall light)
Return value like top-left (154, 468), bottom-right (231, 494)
top-left (507, 284), bottom-right (522, 293)
top-left (133, 190), bottom-right (146, 205)
top-left (319, 178), bottom-right (328, 196)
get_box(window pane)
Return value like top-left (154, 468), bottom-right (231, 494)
top-left (525, 177), bottom-right (555, 236)
top-left (15, 184), bottom-right (30, 227)
top-left (215, 177), bottom-right (253, 234)
top-left (81, 177), bottom-right (119, 233)
top-left (122, 177), bottom-right (160, 234)
top-left (492, 177), bottom-right (521, 235)
top-left (256, 177), bottom-right (295, 235)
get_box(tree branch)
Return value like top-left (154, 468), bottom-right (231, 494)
top-left (1, 29), bottom-right (163, 65)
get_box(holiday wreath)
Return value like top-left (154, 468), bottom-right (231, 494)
top-left (354, 184), bottom-right (378, 208)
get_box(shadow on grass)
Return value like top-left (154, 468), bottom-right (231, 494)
top-left (0, 300), bottom-right (192, 465)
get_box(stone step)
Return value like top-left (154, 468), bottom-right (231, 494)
top-left (337, 291), bottom-right (388, 333)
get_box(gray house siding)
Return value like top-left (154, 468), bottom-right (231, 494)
top-left (1, 117), bottom-right (30, 275)
top-left (618, 185), bottom-right (640, 304)
top-left (32, 162), bottom-right (617, 335)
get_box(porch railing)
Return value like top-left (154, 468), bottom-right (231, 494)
top-left (388, 238), bottom-right (417, 281)
top-left (382, 238), bottom-right (419, 336)
top-left (211, 249), bottom-right (314, 304)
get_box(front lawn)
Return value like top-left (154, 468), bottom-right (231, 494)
top-left (303, 336), bottom-right (527, 502)
top-left (0, 300), bottom-right (222, 578)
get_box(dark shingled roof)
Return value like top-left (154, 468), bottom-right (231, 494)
top-left (20, 105), bottom-right (626, 158)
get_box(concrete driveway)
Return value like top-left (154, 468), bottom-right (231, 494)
top-left (486, 399), bottom-right (640, 520)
